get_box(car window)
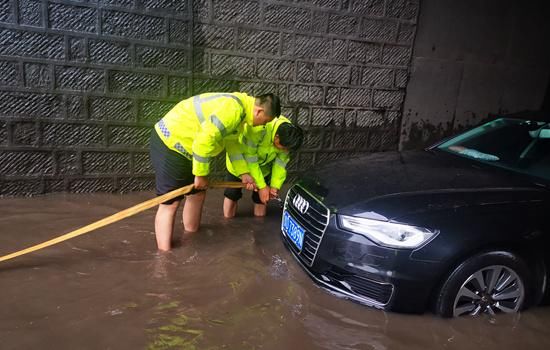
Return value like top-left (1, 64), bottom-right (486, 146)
top-left (521, 138), bottom-right (550, 179)
top-left (437, 118), bottom-right (550, 181)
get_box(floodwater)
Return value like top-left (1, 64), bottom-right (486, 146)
top-left (1, 190), bottom-right (550, 350)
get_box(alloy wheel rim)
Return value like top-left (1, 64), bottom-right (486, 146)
top-left (453, 265), bottom-right (525, 317)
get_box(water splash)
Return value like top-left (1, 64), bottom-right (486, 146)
top-left (269, 255), bottom-right (289, 279)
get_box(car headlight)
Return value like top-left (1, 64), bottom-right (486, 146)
top-left (338, 215), bottom-right (439, 249)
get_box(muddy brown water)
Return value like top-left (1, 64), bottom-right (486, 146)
top-left (1, 190), bottom-right (550, 350)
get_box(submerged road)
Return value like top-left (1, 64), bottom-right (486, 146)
top-left (1, 189), bottom-right (549, 349)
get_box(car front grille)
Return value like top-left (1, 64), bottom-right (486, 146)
top-left (283, 185), bottom-right (330, 266)
top-left (325, 268), bottom-right (393, 305)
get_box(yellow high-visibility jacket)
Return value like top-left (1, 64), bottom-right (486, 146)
top-left (154, 92), bottom-right (255, 176)
top-left (225, 116), bottom-right (291, 190)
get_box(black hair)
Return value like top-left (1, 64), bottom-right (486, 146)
top-left (255, 93), bottom-right (281, 118)
top-left (277, 123), bottom-right (303, 152)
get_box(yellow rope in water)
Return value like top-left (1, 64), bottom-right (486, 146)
top-left (0, 181), bottom-right (245, 263)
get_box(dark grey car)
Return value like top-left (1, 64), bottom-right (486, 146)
top-left (281, 117), bottom-right (550, 317)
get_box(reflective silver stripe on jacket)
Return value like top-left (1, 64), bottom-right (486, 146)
top-left (275, 157), bottom-right (287, 168)
top-left (193, 153), bottom-right (210, 163)
top-left (193, 96), bottom-right (205, 124)
top-left (193, 93), bottom-right (245, 124)
top-left (210, 115), bottom-right (227, 137)
top-left (229, 154), bottom-right (245, 162)
top-left (241, 136), bottom-right (257, 149)
top-left (245, 155), bottom-right (258, 162)
top-left (200, 94), bottom-right (245, 111)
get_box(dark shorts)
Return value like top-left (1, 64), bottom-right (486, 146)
top-left (223, 172), bottom-right (270, 205)
top-left (149, 130), bottom-right (194, 204)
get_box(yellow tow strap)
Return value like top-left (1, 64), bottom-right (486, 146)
top-left (0, 181), bottom-right (245, 263)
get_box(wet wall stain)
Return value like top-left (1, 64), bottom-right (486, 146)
top-left (402, 119), bottom-right (460, 150)
top-left (400, 109), bottom-right (505, 150)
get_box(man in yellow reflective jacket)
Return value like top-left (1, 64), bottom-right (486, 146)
top-left (223, 116), bottom-right (303, 217)
top-left (150, 92), bottom-right (281, 251)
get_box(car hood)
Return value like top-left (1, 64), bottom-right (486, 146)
top-left (298, 150), bottom-right (542, 220)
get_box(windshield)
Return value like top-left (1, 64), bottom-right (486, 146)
top-left (437, 118), bottom-right (550, 181)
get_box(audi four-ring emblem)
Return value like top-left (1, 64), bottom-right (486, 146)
top-left (292, 194), bottom-right (310, 214)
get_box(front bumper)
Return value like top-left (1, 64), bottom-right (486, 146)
top-left (281, 185), bottom-right (446, 314)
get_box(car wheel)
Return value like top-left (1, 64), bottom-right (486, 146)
top-left (435, 251), bottom-right (531, 317)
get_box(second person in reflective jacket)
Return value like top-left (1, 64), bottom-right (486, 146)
top-left (223, 116), bottom-right (304, 217)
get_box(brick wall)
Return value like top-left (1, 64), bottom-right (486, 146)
top-left (0, 0), bottom-right (418, 196)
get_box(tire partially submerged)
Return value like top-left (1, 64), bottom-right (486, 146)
top-left (435, 251), bottom-right (532, 317)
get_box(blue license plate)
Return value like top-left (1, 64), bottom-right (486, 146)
top-left (282, 211), bottom-right (305, 251)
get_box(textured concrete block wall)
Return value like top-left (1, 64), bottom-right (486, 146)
top-left (0, 0), bottom-right (418, 196)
